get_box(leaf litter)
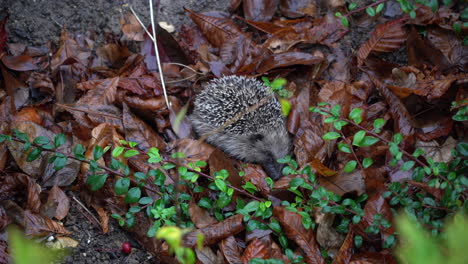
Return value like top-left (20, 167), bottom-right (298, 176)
top-left (0, 1), bottom-right (467, 263)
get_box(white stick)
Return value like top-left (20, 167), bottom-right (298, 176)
top-left (149, 0), bottom-right (171, 109)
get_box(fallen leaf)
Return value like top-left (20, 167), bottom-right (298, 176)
top-left (274, 206), bottom-right (324, 264)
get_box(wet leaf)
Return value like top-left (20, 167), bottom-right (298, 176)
top-left (357, 20), bottom-right (407, 66)
top-left (273, 206), bottom-right (324, 264)
top-left (1, 55), bottom-right (38, 71)
top-left (244, 0), bottom-right (280, 22)
top-left (183, 214), bottom-right (244, 248)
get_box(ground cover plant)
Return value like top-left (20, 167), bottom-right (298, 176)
top-left (0, 0), bottom-right (467, 263)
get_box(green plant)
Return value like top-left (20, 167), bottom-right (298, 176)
top-left (7, 227), bottom-right (65, 264)
top-left (1, 99), bottom-right (466, 262)
top-left (156, 226), bottom-right (202, 264)
top-left (396, 211), bottom-right (468, 264)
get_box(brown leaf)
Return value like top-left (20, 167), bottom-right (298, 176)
top-left (318, 170), bottom-right (365, 196)
top-left (280, 0), bottom-right (317, 18)
top-left (426, 27), bottom-right (467, 69)
top-left (332, 230), bottom-right (354, 264)
top-left (1, 55), bottom-right (38, 71)
top-left (316, 211), bottom-right (345, 253)
top-left (41, 185), bottom-right (70, 221)
top-left (243, 0), bottom-right (280, 22)
top-left (171, 138), bottom-right (216, 165)
top-left (7, 121), bottom-right (80, 186)
top-left (24, 210), bottom-right (71, 237)
top-left (241, 238), bottom-right (269, 263)
top-left (51, 28), bottom-right (91, 72)
top-left (120, 12), bottom-right (145, 41)
top-left (0, 12), bottom-right (7, 51)
top-left (220, 236), bottom-right (243, 264)
top-left (310, 158), bottom-right (337, 177)
top-left (0, 64), bottom-right (29, 109)
top-left (243, 164), bottom-right (271, 196)
top-left (406, 27), bottom-right (449, 69)
top-left (349, 251), bottom-right (397, 264)
top-left (357, 19), bottom-right (407, 66)
top-left (0, 204), bottom-right (11, 230)
top-left (256, 51), bottom-right (323, 74)
top-left (289, 83), bottom-right (326, 166)
top-left (189, 201), bottom-right (217, 229)
top-left (122, 103), bottom-right (166, 152)
top-left (0, 239), bottom-right (8, 264)
top-left (185, 8), bottom-right (244, 48)
top-left (196, 247), bottom-right (224, 264)
top-left (26, 179), bottom-right (41, 213)
top-left (183, 214), bottom-right (244, 247)
top-left (367, 74), bottom-right (414, 140)
top-left (274, 206), bottom-right (324, 264)
top-left (355, 193), bottom-right (394, 240)
top-left (92, 205), bottom-right (109, 234)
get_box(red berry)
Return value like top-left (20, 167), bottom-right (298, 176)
top-left (121, 242), bottom-right (131, 254)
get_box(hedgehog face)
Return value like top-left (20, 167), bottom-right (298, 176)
top-left (248, 128), bottom-right (291, 180)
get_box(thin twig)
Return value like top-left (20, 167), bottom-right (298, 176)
top-left (148, 0), bottom-right (171, 110)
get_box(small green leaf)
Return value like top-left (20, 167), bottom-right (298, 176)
top-left (139, 197), bottom-right (153, 205)
top-left (74, 144), bottom-right (86, 160)
top-left (352, 130), bottom-right (366, 146)
top-left (115, 178), bottom-right (130, 195)
top-left (453, 23), bottom-right (461, 34)
top-left (86, 174), bottom-right (108, 191)
top-left (26, 148), bottom-right (42, 162)
top-left (366, 6), bottom-right (376, 16)
top-left (360, 136), bottom-right (379, 147)
top-left (348, 3), bottom-right (357, 11)
top-left (215, 179), bottom-right (227, 193)
top-left (338, 143), bottom-right (352, 153)
top-left (341, 17), bottom-right (349, 28)
top-left (457, 142), bottom-right (468, 156)
top-left (128, 141), bottom-right (138, 148)
top-left (335, 12), bottom-right (342, 17)
top-left (331, 105), bottom-right (341, 116)
top-left (376, 3), bottom-right (385, 13)
top-left (334, 120), bottom-right (348, 130)
top-left (134, 172), bottom-right (147, 181)
top-left (373, 118), bottom-right (385, 132)
top-left (344, 160), bottom-right (357, 173)
top-left (323, 132), bottom-right (341, 140)
top-left (349, 108), bottom-right (363, 124)
top-left (125, 187), bottom-right (141, 204)
top-left (393, 133), bottom-right (403, 144)
top-left (112, 147), bottom-right (124, 157)
top-left (363, 157), bottom-right (373, 168)
top-left (410, 10), bottom-right (416, 19)
top-left (54, 156), bottom-right (67, 170)
top-left (54, 133), bottom-right (66, 148)
top-left (93, 145), bottom-right (104, 160)
top-left (33, 136), bottom-right (49, 145)
top-left (171, 152), bottom-right (186, 158)
top-left (123, 149), bottom-right (139, 158)
top-left (354, 235), bottom-right (363, 248)
top-left (412, 148), bottom-right (425, 158)
top-left (401, 161), bottom-right (415, 171)
top-left (280, 98), bottom-right (291, 117)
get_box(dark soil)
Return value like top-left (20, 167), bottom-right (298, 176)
top-left (62, 193), bottom-right (152, 264)
top-left (0, 0), bottom-right (230, 46)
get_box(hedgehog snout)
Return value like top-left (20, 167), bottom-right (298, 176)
top-left (261, 155), bottom-right (285, 180)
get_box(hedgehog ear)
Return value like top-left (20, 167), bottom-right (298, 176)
top-left (249, 133), bottom-right (264, 143)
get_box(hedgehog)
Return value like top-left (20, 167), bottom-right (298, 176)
top-left (190, 76), bottom-right (291, 180)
